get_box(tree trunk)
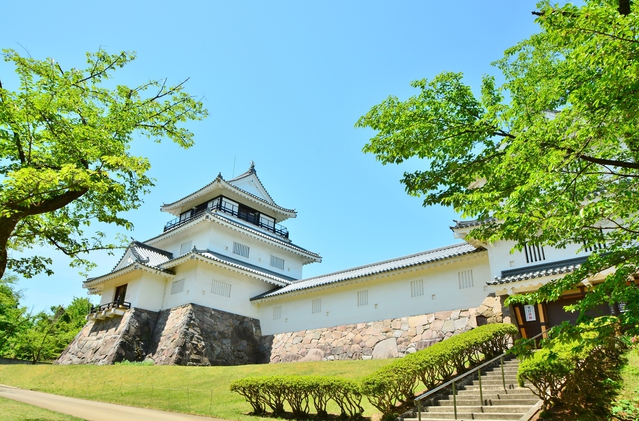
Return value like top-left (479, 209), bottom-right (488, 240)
top-left (0, 216), bottom-right (20, 280)
top-left (618, 0), bottom-right (631, 15)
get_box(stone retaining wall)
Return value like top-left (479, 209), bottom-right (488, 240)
top-left (56, 303), bottom-right (266, 366)
top-left (147, 303), bottom-right (266, 366)
top-left (57, 295), bottom-right (508, 365)
top-left (56, 308), bottom-right (159, 365)
top-left (267, 294), bottom-right (506, 363)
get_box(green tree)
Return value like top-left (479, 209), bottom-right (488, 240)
top-left (0, 274), bottom-right (28, 355)
top-left (9, 297), bottom-right (92, 363)
top-left (357, 0), bottom-right (638, 329)
top-left (0, 49), bottom-right (207, 281)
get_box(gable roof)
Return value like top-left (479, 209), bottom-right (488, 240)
top-left (160, 163), bottom-right (296, 222)
top-left (251, 243), bottom-right (483, 301)
top-left (112, 240), bottom-right (174, 272)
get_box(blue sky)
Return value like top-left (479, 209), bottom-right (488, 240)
top-left (2, 1), bottom-right (547, 312)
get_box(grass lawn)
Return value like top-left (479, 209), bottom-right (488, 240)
top-left (613, 348), bottom-right (639, 420)
top-left (0, 396), bottom-right (86, 421)
top-left (0, 359), bottom-right (393, 421)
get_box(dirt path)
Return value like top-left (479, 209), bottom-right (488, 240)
top-left (0, 384), bottom-right (226, 421)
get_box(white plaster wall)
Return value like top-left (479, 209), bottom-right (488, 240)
top-left (99, 285), bottom-right (116, 305)
top-left (151, 220), bottom-right (306, 280)
top-left (257, 253), bottom-right (491, 335)
top-left (487, 240), bottom-right (590, 279)
top-left (161, 260), bottom-right (276, 319)
top-left (127, 273), bottom-right (167, 311)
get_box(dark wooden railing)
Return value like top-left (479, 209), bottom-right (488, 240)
top-left (89, 301), bottom-right (131, 314)
top-left (163, 202), bottom-right (289, 238)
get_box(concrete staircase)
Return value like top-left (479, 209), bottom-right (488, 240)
top-left (404, 358), bottom-right (541, 421)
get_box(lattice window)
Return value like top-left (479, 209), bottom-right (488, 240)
top-left (270, 255), bottom-right (285, 270)
top-left (583, 242), bottom-right (606, 253)
top-left (458, 270), bottom-right (474, 289)
top-left (410, 279), bottom-right (424, 297)
top-left (524, 244), bottom-right (546, 263)
top-left (273, 306), bottom-right (282, 320)
top-left (171, 279), bottom-right (185, 295)
top-left (312, 299), bottom-right (322, 314)
top-left (233, 242), bottom-right (250, 258)
top-left (357, 290), bottom-right (369, 306)
top-left (211, 280), bottom-right (232, 297)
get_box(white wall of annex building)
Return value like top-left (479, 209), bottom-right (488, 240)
top-left (487, 240), bottom-right (588, 278)
top-left (257, 253), bottom-right (490, 335)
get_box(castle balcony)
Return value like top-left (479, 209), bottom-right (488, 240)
top-left (87, 301), bottom-right (131, 321)
top-left (163, 201), bottom-right (289, 238)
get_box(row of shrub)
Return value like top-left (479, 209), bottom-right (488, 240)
top-left (360, 323), bottom-right (517, 417)
top-left (516, 317), bottom-right (629, 419)
top-left (230, 376), bottom-right (363, 418)
top-left (231, 323), bottom-right (518, 419)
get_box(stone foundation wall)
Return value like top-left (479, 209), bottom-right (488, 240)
top-left (56, 303), bottom-right (266, 366)
top-left (57, 295), bottom-right (509, 365)
top-left (56, 308), bottom-right (159, 365)
top-left (147, 303), bottom-right (266, 366)
top-left (267, 295), bottom-right (506, 363)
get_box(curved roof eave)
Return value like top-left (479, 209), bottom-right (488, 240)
top-left (160, 176), bottom-right (296, 219)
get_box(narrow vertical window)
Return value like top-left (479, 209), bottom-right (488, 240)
top-left (524, 244), bottom-right (546, 263)
top-left (273, 306), bottom-right (282, 320)
top-left (312, 299), bottom-right (322, 314)
top-left (270, 255), bottom-right (285, 270)
top-left (458, 270), bottom-right (474, 289)
top-left (211, 280), bottom-right (232, 297)
top-left (171, 279), bottom-right (185, 295)
top-left (357, 290), bottom-right (369, 306)
top-left (410, 279), bottom-right (424, 297)
top-left (233, 242), bottom-right (250, 258)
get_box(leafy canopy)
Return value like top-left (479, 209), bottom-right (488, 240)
top-left (357, 0), bottom-right (639, 328)
top-left (0, 49), bottom-right (207, 280)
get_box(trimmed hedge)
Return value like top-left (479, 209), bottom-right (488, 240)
top-left (230, 375), bottom-right (363, 418)
top-left (360, 323), bottom-right (517, 418)
top-left (231, 323), bottom-right (517, 420)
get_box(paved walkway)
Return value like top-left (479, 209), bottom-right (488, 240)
top-left (0, 384), bottom-right (225, 421)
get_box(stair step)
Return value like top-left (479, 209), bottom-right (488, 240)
top-left (421, 405), bottom-right (534, 414)
top-left (406, 411), bottom-right (525, 420)
top-left (438, 397), bottom-right (540, 407)
top-left (410, 357), bottom-right (541, 421)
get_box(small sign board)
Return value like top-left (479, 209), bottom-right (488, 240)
top-left (524, 304), bottom-right (536, 322)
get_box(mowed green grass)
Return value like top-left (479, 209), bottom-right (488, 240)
top-left (0, 396), bottom-right (86, 421)
top-left (0, 359), bottom-right (393, 420)
top-left (619, 349), bottom-right (639, 400)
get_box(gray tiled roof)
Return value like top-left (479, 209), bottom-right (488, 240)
top-left (193, 249), bottom-right (295, 285)
top-left (489, 256), bottom-right (588, 285)
top-left (251, 243), bottom-right (482, 301)
top-left (161, 165), bottom-right (296, 215)
top-left (107, 241), bottom-right (173, 272)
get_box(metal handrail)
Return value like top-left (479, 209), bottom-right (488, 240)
top-left (163, 205), bottom-right (289, 238)
top-left (415, 330), bottom-right (547, 421)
